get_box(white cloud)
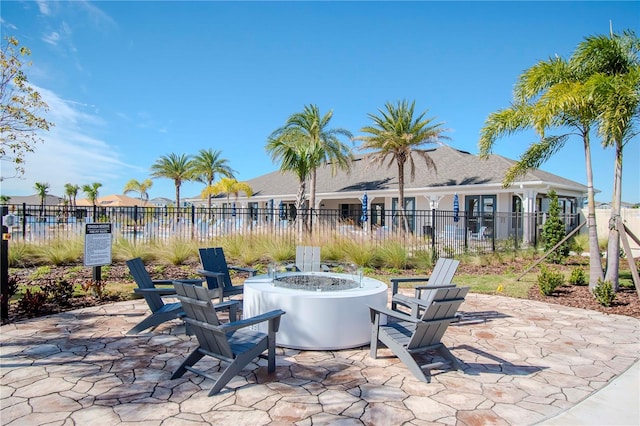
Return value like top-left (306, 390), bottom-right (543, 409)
top-left (42, 31), bottom-right (61, 46)
top-left (1, 85), bottom-right (140, 197)
top-left (36, 0), bottom-right (50, 16)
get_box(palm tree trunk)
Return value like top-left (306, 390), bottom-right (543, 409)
top-left (604, 142), bottom-right (623, 290)
top-left (175, 183), bottom-right (181, 220)
top-left (397, 158), bottom-right (409, 233)
top-left (309, 169), bottom-right (317, 232)
top-left (583, 132), bottom-right (604, 290)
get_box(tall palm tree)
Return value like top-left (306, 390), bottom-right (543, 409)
top-left (64, 183), bottom-right (79, 210)
top-left (82, 182), bottom-right (102, 206)
top-left (123, 178), bottom-right (153, 202)
top-left (266, 131), bottom-right (314, 212)
top-left (574, 30), bottom-right (639, 288)
top-left (355, 100), bottom-right (449, 231)
top-left (201, 177), bottom-right (253, 210)
top-left (191, 149), bottom-right (236, 209)
top-left (479, 29), bottom-right (638, 290)
top-left (150, 153), bottom-right (193, 209)
top-left (269, 105), bottom-right (353, 212)
top-left (33, 181), bottom-right (49, 216)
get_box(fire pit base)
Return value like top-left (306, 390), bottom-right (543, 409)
top-left (243, 272), bottom-right (388, 350)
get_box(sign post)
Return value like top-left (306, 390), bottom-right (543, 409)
top-left (84, 223), bottom-right (112, 282)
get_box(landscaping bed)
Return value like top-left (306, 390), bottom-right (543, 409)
top-left (4, 256), bottom-right (639, 324)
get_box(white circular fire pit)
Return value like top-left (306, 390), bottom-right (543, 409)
top-left (243, 272), bottom-right (388, 350)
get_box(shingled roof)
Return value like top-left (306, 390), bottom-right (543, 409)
top-left (243, 145), bottom-right (588, 199)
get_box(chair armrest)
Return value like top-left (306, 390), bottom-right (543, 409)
top-left (221, 309), bottom-right (286, 333)
top-left (213, 300), bottom-right (240, 322)
top-left (229, 266), bottom-right (258, 276)
top-left (369, 305), bottom-right (418, 324)
top-left (134, 288), bottom-right (177, 296)
top-left (390, 277), bottom-right (430, 295)
top-left (196, 269), bottom-right (225, 279)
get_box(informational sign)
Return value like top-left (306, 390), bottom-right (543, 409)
top-left (84, 223), bottom-right (112, 267)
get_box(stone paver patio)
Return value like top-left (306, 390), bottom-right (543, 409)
top-left (1, 290), bottom-right (639, 425)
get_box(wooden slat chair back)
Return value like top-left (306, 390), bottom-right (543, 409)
top-left (296, 246), bottom-right (322, 272)
top-left (391, 258), bottom-right (460, 312)
top-left (197, 247), bottom-right (256, 303)
top-left (126, 257), bottom-right (203, 335)
top-left (172, 282), bottom-right (285, 396)
top-left (370, 286), bottom-right (470, 383)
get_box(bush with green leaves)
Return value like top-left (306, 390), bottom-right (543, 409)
top-left (537, 265), bottom-right (564, 296)
top-left (542, 190), bottom-right (569, 264)
top-left (593, 279), bottom-right (616, 307)
top-left (568, 268), bottom-right (587, 286)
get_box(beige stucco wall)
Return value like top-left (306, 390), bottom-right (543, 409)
top-left (594, 208), bottom-right (640, 257)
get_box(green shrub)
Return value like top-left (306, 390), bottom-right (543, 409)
top-left (593, 279), bottom-right (616, 307)
top-left (537, 265), bottom-right (564, 296)
top-left (568, 268), bottom-right (587, 286)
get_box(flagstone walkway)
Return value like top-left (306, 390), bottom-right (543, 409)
top-left (1, 291), bottom-right (639, 425)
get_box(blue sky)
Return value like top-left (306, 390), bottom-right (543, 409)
top-left (2, 1), bottom-right (639, 204)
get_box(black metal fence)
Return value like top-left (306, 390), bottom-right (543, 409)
top-left (2, 203), bottom-right (580, 256)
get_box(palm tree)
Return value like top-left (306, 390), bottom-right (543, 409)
top-left (355, 100), bottom-right (449, 231)
top-left (33, 182), bottom-right (49, 216)
top-left (574, 30), bottom-right (639, 288)
top-left (191, 149), bottom-right (236, 209)
top-left (150, 153), bottom-right (193, 209)
top-left (64, 183), bottom-right (79, 210)
top-left (123, 178), bottom-right (153, 202)
top-left (82, 182), bottom-right (102, 206)
top-left (266, 130), bottom-right (314, 212)
top-left (201, 177), bottom-right (253, 213)
top-left (269, 105), bottom-right (353, 211)
top-left (479, 29), bottom-right (638, 290)
top-left (0, 195), bottom-right (10, 204)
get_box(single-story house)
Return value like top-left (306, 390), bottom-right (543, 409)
top-left (185, 145), bottom-right (589, 244)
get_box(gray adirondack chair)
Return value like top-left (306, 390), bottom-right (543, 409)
top-left (391, 258), bottom-right (460, 312)
top-left (126, 257), bottom-right (204, 335)
top-left (171, 282), bottom-right (285, 396)
top-left (370, 286), bottom-right (469, 382)
top-left (197, 247), bottom-right (257, 303)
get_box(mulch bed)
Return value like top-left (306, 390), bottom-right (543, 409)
top-left (3, 257), bottom-right (640, 323)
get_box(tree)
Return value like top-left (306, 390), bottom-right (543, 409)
top-left (33, 181), bottom-right (49, 216)
top-left (123, 178), bottom-right (153, 202)
top-left (542, 190), bottom-right (570, 264)
top-left (64, 183), bottom-right (79, 210)
top-left (150, 153), bottom-right (193, 209)
top-left (269, 105), bottom-right (353, 212)
top-left (479, 29), bottom-right (639, 290)
top-left (266, 130), bottom-right (314, 212)
top-left (191, 149), bottom-right (235, 209)
top-left (202, 177), bottom-right (253, 210)
top-left (355, 100), bottom-right (448, 231)
top-left (573, 30), bottom-right (639, 289)
top-left (479, 47), bottom-right (603, 288)
top-left (0, 195), bottom-right (10, 204)
top-left (82, 182), bottom-right (102, 206)
top-left (1, 36), bottom-right (53, 180)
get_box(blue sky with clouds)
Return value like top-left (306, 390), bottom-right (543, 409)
top-left (2, 1), bottom-right (639, 204)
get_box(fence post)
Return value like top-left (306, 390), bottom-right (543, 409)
top-left (19, 203), bottom-right (25, 240)
top-left (431, 209), bottom-right (437, 260)
top-left (1, 205), bottom-right (9, 320)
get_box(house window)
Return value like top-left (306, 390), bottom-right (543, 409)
top-left (392, 197), bottom-right (415, 232)
top-left (465, 195), bottom-right (495, 234)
